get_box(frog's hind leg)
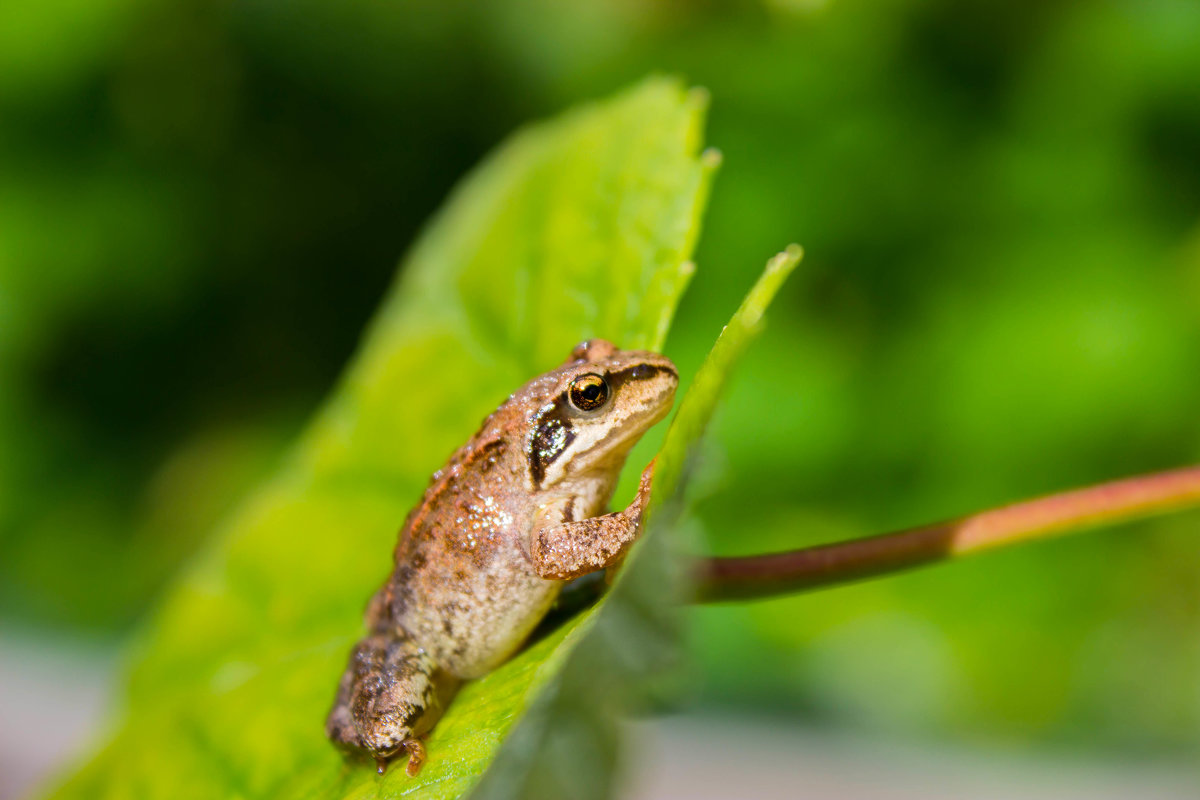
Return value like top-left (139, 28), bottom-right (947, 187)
top-left (325, 664), bottom-right (360, 748)
top-left (325, 628), bottom-right (439, 775)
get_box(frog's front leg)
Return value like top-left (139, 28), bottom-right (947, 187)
top-left (529, 464), bottom-right (654, 580)
top-left (326, 629), bottom-right (439, 776)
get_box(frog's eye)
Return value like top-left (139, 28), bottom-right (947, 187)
top-left (568, 373), bottom-right (609, 412)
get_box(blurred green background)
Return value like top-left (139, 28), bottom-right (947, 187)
top-left (3, 0), bottom-right (1200, 782)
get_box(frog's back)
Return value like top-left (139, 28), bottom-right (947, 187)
top-left (372, 399), bottom-right (562, 679)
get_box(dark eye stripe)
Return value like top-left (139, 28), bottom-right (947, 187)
top-left (605, 363), bottom-right (675, 391)
top-left (528, 396), bottom-right (575, 487)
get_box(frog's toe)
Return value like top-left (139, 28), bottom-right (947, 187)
top-left (402, 738), bottom-right (427, 776)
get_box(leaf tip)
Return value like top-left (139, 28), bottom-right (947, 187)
top-left (770, 244), bottom-right (804, 272)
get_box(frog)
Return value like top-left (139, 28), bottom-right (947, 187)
top-left (325, 339), bottom-right (679, 776)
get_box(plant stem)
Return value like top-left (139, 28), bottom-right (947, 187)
top-left (698, 464), bottom-right (1200, 602)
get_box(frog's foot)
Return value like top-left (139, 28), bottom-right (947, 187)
top-left (369, 738), bottom-right (425, 776)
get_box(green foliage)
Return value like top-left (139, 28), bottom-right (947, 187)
top-left (46, 77), bottom-right (716, 800)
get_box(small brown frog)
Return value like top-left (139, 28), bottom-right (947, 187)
top-left (326, 339), bottom-right (678, 775)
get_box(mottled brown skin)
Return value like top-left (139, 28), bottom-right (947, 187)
top-left (326, 340), bottom-right (678, 774)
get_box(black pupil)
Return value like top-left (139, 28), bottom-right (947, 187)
top-left (572, 376), bottom-right (607, 410)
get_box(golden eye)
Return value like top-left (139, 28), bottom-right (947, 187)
top-left (568, 373), bottom-right (609, 411)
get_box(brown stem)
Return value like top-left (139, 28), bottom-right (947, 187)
top-left (698, 464), bottom-right (1200, 602)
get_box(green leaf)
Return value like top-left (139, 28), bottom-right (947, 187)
top-left (467, 246), bottom-right (802, 800)
top-left (44, 76), bottom-right (714, 800)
